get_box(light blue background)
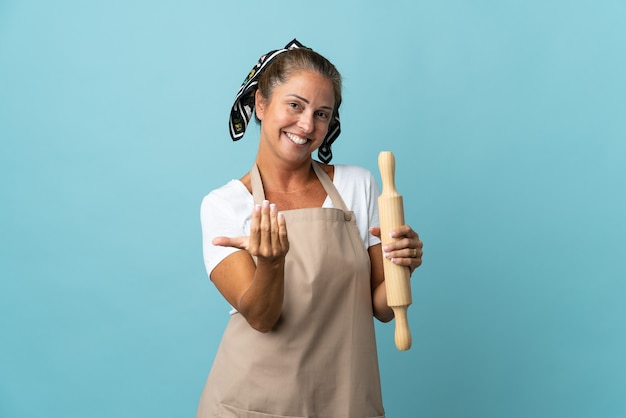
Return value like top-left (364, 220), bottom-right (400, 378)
top-left (2, 1), bottom-right (625, 417)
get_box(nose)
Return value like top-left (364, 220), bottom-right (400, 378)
top-left (297, 112), bottom-right (314, 135)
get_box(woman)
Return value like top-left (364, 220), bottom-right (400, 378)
top-left (197, 39), bottom-right (423, 418)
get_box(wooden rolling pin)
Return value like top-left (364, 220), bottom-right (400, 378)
top-left (378, 151), bottom-right (412, 351)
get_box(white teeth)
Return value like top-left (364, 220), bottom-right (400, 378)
top-left (285, 132), bottom-right (307, 145)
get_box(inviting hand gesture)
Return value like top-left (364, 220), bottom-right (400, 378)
top-left (213, 200), bottom-right (289, 263)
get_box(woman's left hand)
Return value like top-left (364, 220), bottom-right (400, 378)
top-left (370, 225), bottom-right (423, 274)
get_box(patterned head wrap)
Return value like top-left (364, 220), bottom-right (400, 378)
top-left (228, 39), bottom-right (341, 163)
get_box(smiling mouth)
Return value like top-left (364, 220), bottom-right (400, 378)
top-left (285, 132), bottom-right (308, 145)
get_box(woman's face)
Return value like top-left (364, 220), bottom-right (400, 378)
top-left (256, 70), bottom-right (335, 164)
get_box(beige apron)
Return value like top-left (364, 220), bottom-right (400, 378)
top-left (197, 162), bottom-right (384, 418)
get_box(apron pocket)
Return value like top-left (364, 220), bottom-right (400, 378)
top-left (218, 402), bottom-right (306, 418)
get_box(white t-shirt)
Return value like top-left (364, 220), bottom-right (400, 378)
top-left (200, 164), bottom-right (381, 278)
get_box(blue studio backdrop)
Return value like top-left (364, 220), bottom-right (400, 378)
top-left (1, 1), bottom-right (625, 417)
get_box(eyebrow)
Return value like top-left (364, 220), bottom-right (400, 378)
top-left (287, 94), bottom-right (334, 111)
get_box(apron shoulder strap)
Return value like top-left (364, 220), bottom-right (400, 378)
top-left (250, 164), bottom-right (265, 205)
top-left (311, 161), bottom-right (349, 211)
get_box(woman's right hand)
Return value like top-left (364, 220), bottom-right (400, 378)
top-left (248, 200), bottom-right (289, 262)
top-left (212, 199), bottom-right (289, 262)
top-left (211, 200), bottom-right (289, 332)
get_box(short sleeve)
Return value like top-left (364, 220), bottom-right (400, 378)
top-left (365, 171), bottom-right (381, 248)
top-left (361, 169), bottom-right (381, 248)
top-left (200, 181), bottom-right (254, 278)
top-left (327, 165), bottom-right (381, 249)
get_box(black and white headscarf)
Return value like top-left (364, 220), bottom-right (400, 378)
top-left (228, 39), bottom-right (341, 164)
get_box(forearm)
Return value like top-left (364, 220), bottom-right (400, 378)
top-left (237, 258), bottom-right (285, 332)
top-left (372, 280), bottom-right (394, 322)
top-left (368, 244), bottom-right (393, 322)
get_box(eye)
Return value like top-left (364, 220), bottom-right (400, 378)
top-left (316, 111), bottom-right (330, 119)
top-left (288, 102), bottom-right (300, 109)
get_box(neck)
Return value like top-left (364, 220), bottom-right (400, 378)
top-left (255, 158), bottom-right (315, 194)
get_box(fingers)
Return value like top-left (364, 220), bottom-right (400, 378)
top-left (248, 202), bottom-right (262, 254)
top-left (382, 225), bottom-right (423, 274)
top-left (390, 224), bottom-right (417, 240)
top-left (268, 201), bottom-right (282, 255)
top-left (212, 236), bottom-right (249, 249)
top-left (277, 211), bottom-right (289, 253)
top-left (249, 200), bottom-right (289, 260)
top-left (259, 200), bottom-right (272, 251)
